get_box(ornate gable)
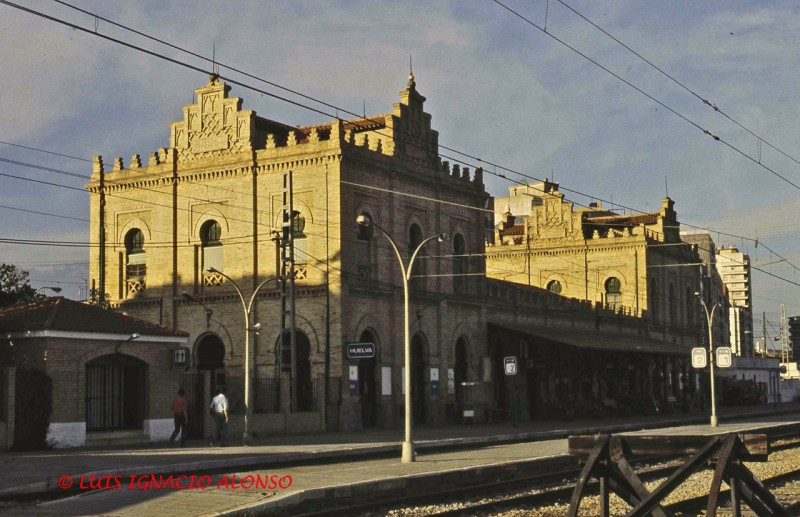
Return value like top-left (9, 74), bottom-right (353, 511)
top-left (531, 194), bottom-right (582, 241)
top-left (390, 73), bottom-right (439, 163)
top-left (170, 75), bottom-right (256, 161)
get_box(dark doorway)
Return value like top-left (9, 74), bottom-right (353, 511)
top-left (411, 334), bottom-right (426, 424)
top-left (195, 334), bottom-right (225, 437)
top-left (85, 354), bottom-right (146, 431)
top-left (278, 331), bottom-right (314, 411)
top-left (358, 330), bottom-right (377, 428)
top-left (197, 334), bottom-right (226, 392)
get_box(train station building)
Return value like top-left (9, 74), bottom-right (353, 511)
top-left (84, 74), bottom-right (710, 439)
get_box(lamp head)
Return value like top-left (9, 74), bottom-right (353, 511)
top-left (437, 233), bottom-right (446, 243)
top-left (356, 214), bottom-right (371, 227)
top-left (51, 287), bottom-right (62, 293)
top-left (251, 322), bottom-right (262, 331)
top-left (129, 332), bottom-right (141, 341)
top-left (207, 267), bottom-right (220, 273)
top-left (693, 291), bottom-right (701, 297)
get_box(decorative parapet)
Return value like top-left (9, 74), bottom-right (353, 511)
top-left (126, 278), bottom-right (146, 297)
top-left (203, 272), bottom-right (226, 287)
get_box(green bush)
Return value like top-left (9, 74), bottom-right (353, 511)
top-left (13, 369), bottom-right (53, 450)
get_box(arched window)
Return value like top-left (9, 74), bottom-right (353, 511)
top-left (408, 223), bottom-right (424, 289)
top-left (685, 286), bottom-right (694, 328)
top-left (201, 220), bottom-right (223, 272)
top-left (356, 213), bottom-right (374, 280)
top-left (125, 229), bottom-right (146, 295)
top-left (650, 278), bottom-right (659, 321)
top-left (547, 280), bottom-right (563, 295)
top-left (605, 277), bottom-right (621, 310)
top-left (669, 282), bottom-right (676, 327)
top-left (453, 234), bottom-right (467, 293)
top-left (291, 212), bottom-right (307, 268)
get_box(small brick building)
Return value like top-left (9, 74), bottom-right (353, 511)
top-left (0, 297), bottom-right (188, 448)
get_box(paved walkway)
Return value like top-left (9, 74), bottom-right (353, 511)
top-left (1, 403), bottom-right (798, 516)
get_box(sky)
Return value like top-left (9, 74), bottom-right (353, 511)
top-left (1, 0), bottom-right (799, 344)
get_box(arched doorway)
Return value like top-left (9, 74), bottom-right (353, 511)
top-left (277, 330), bottom-right (314, 412)
top-left (454, 338), bottom-right (468, 414)
top-left (85, 354), bottom-right (146, 431)
top-left (194, 334), bottom-right (225, 437)
top-left (196, 334), bottom-right (226, 392)
top-left (358, 329), bottom-right (377, 428)
top-left (411, 334), bottom-right (426, 424)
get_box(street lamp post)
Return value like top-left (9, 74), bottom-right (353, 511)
top-left (695, 292), bottom-right (719, 427)
top-left (207, 267), bottom-right (276, 445)
top-left (356, 214), bottom-right (444, 463)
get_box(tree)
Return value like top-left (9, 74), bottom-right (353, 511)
top-left (0, 263), bottom-right (36, 307)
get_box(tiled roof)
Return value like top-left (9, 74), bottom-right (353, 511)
top-left (584, 213), bottom-right (659, 226)
top-left (343, 115), bottom-right (387, 131)
top-left (503, 224), bottom-right (525, 236)
top-left (0, 298), bottom-right (188, 337)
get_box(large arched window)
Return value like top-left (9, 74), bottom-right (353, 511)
top-left (453, 234), bottom-right (467, 293)
top-left (408, 223), bottom-right (424, 289)
top-left (125, 228), bottom-right (146, 295)
top-left (650, 278), bottom-right (659, 321)
top-left (669, 282), bottom-right (677, 327)
top-left (356, 213), bottom-right (374, 281)
top-left (201, 220), bottom-right (223, 272)
top-left (605, 277), bottom-right (621, 310)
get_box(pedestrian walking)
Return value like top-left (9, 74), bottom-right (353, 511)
top-left (169, 388), bottom-right (189, 446)
top-left (209, 385), bottom-right (229, 446)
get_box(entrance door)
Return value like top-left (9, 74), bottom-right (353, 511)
top-left (195, 334), bottom-right (225, 438)
top-left (411, 335), bottom-right (426, 424)
top-left (85, 354), bottom-right (146, 431)
top-left (358, 330), bottom-right (377, 428)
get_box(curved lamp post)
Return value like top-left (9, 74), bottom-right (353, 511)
top-left (356, 214), bottom-right (444, 463)
top-left (695, 292), bottom-right (720, 427)
top-left (207, 267), bottom-right (277, 445)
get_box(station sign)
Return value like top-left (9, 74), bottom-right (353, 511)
top-left (691, 348), bottom-right (707, 369)
top-left (346, 342), bottom-right (376, 359)
top-left (504, 356), bottom-right (517, 376)
top-left (716, 347), bottom-right (732, 368)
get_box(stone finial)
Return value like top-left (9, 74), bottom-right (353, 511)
top-left (92, 155), bottom-right (104, 174)
top-left (266, 134), bottom-right (276, 150)
top-left (287, 131), bottom-right (297, 146)
top-left (308, 127), bottom-right (319, 143)
top-left (148, 151), bottom-right (160, 166)
top-left (344, 128), bottom-right (353, 144)
top-left (592, 230), bottom-right (600, 239)
top-left (330, 119), bottom-right (343, 143)
top-left (452, 164), bottom-right (460, 178)
top-left (474, 167), bottom-right (483, 185)
top-left (462, 167), bottom-right (470, 181)
top-left (130, 154), bottom-right (142, 169)
top-left (112, 157), bottom-right (124, 171)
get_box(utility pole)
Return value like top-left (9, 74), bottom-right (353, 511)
top-left (781, 304), bottom-right (791, 363)
top-left (280, 169), bottom-right (298, 413)
top-left (762, 311), bottom-right (767, 358)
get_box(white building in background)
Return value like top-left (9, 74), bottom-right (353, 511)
top-left (715, 247), bottom-right (754, 357)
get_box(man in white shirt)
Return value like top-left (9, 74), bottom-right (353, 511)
top-left (209, 385), bottom-right (229, 446)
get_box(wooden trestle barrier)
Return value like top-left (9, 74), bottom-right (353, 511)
top-left (567, 433), bottom-right (791, 517)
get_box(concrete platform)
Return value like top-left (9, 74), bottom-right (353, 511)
top-left (1, 403), bottom-right (798, 516)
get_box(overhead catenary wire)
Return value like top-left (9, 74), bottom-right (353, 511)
top-left (4, 2), bottom-right (796, 310)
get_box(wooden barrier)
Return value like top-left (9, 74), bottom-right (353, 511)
top-left (567, 433), bottom-right (789, 517)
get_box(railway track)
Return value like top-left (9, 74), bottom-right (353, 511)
top-left (300, 432), bottom-right (800, 517)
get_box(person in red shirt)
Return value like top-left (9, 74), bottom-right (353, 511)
top-left (169, 388), bottom-right (189, 446)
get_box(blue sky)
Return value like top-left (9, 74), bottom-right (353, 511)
top-left (1, 0), bottom-right (799, 341)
